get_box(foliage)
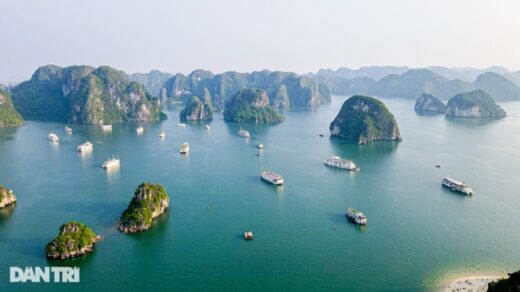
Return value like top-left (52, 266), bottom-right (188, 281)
top-left (0, 87), bottom-right (24, 127)
top-left (330, 95), bottom-right (400, 143)
top-left (120, 183), bottom-right (170, 230)
top-left (223, 89), bottom-right (284, 123)
top-left (45, 221), bottom-right (98, 256)
top-left (446, 89), bottom-right (506, 118)
top-left (488, 271), bottom-right (520, 291)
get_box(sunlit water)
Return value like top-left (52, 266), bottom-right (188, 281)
top-left (1, 96), bottom-right (519, 291)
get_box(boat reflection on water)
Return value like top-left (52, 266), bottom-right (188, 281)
top-left (105, 164), bottom-right (120, 182)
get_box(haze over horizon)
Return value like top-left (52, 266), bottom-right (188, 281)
top-left (1, 0), bottom-right (520, 83)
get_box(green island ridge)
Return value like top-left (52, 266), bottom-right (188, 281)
top-left (488, 270), bottom-right (520, 291)
top-left (160, 70), bottom-right (331, 110)
top-left (0, 185), bottom-right (17, 208)
top-left (119, 183), bottom-right (170, 233)
top-left (0, 87), bottom-right (24, 128)
top-left (414, 93), bottom-right (446, 113)
top-left (179, 93), bottom-right (214, 121)
top-left (11, 65), bottom-right (166, 124)
top-left (445, 89), bottom-right (506, 118)
top-left (45, 221), bottom-right (101, 260)
top-left (223, 88), bottom-right (284, 123)
top-left (329, 95), bottom-right (400, 144)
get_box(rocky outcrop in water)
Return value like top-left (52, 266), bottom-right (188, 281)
top-left (45, 221), bottom-right (101, 260)
top-left (119, 183), bottom-right (170, 233)
top-left (223, 89), bottom-right (284, 123)
top-left (179, 93), bottom-right (214, 121)
top-left (12, 65), bottom-right (166, 124)
top-left (330, 95), bottom-right (400, 144)
top-left (0, 185), bottom-right (17, 208)
top-left (0, 87), bottom-right (24, 128)
top-left (414, 93), bottom-right (446, 113)
top-left (445, 90), bottom-right (506, 118)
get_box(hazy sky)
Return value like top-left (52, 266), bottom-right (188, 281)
top-left (1, 0), bottom-right (520, 82)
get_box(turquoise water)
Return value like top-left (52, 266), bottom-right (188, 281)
top-left (1, 96), bottom-right (520, 291)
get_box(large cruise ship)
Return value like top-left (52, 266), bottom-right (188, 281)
top-left (238, 130), bottom-right (251, 139)
top-left (48, 133), bottom-right (59, 143)
top-left (324, 155), bottom-right (359, 171)
top-left (76, 141), bottom-right (93, 153)
top-left (261, 171), bottom-right (283, 185)
top-left (346, 208), bottom-right (367, 225)
top-left (102, 156), bottom-right (120, 169)
top-left (442, 176), bottom-right (474, 195)
top-left (135, 126), bottom-right (144, 134)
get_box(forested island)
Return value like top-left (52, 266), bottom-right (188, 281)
top-left (11, 65), bottom-right (166, 124)
top-left (445, 90), bottom-right (506, 118)
top-left (0, 87), bottom-right (23, 128)
top-left (119, 183), bottom-right (170, 233)
top-left (330, 95), bottom-right (400, 144)
top-left (223, 89), bottom-right (284, 123)
top-left (45, 221), bottom-right (101, 260)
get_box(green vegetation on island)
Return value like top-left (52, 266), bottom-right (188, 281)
top-left (0, 87), bottom-right (24, 128)
top-left (330, 95), bottom-right (400, 144)
top-left (179, 94), bottom-right (214, 121)
top-left (445, 89), bottom-right (506, 118)
top-left (160, 70), bottom-right (331, 111)
top-left (414, 93), bottom-right (446, 113)
top-left (128, 70), bottom-right (173, 97)
top-left (45, 221), bottom-right (101, 260)
top-left (223, 88), bottom-right (284, 123)
top-left (119, 183), bottom-right (170, 233)
top-left (0, 185), bottom-right (17, 208)
top-left (11, 65), bottom-right (166, 124)
top-left (488, 270), bottom-right (520, 291)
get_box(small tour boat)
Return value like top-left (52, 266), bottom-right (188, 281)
top-left (180, 142), bottom-right (190, 154)
top-left (48, 133), bottom-right (59, 143)
top-left (244, 231), bottom-right (253, 240)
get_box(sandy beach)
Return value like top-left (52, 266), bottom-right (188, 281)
top-left (444, 275), bottom-right (505, 292)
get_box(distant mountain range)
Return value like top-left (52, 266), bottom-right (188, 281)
top-left (312, 67), bottom-right (520, 101)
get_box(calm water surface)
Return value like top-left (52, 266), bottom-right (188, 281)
top-left (1, 96), bottom-right (520, 291)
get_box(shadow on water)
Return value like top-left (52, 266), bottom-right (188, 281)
top-left (0, 127), bottom-right (20, 142)
top-left (414, 111), bottom-right (444, 117)
top-left (329, 136), bottom-right (399, 156)
top-left (124, 211), bottom-right (170, 242)
top-left (444, 116), bottom-right (505, 128)
top-left (0, 204), bottom-right (16, 226)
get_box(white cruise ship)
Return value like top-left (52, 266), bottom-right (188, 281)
top-left (102, 124), bottom-right (112, 131)
top-left (177, 123), bottom-right (186, 127)
top-left (159, 132), bottom-right (167, 139)
top-left (135, 126), bottom-right (144, 134)
top-left (346, 208), bottom-right (367, 225)
top-left (64, 126), bottom-right (72, 134)
top-left (205, 125), bottom-right (211, 130)
top-left (324, 155), bottom-right (359, 171)
top-left (102, 156), bottom-right (120, 169)
top-left (180, 142), bottom-right (190, 154)
top-left (48, 133), bottom-right (59, 143)
top-left (76, 141), bottom-right (93, 153)
top-left (442, 176), bottom-right (474, 195)
top-left (261, 171), bottom-right (283, 185)
top-left (238, 130), bottom-right (251, 139)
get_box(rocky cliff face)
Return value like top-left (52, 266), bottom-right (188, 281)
top-left (330, 95), bottom-right (400, 144)
top-left (160, 70), bottom-right (331, 110)
top-left (0, 87), bottom-right (24, 128)
top-left (180, 95), bottom-right (214, 121)
top-left (119, 183), bottom-right (170, 233)
top-left (414, 93), bottom-right (446, 113)
top-left (445, 89), bottom-right (506, 118)
top-left (128, 70), bottom-right (172, 96)
top-left (223, 89), bottom-right (284, 123)
top-left (0, 185), bottom-right (17, 208)
top-left (12, 65), bottom-right (166, 124)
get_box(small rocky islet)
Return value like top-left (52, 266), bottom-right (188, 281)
top-left (45, 221), bottom-right (101, 260)
top-left (0, 185), bottom-right (17, 208)
top-left (223, 88), bottom-right (285, 123)
top-left (445, 89), bottom-right (506, 118)
top-left (119, 183), bottom-right (170, 233)
top-left (329, 95), bottom-right (401, 144)
top-left (414, 93), bottom-right (446, 113)
top-left (179, 93), bottom-right (214, 122)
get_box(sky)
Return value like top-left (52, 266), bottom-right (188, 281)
top-left (1, 0), bottom-right (520, 83)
